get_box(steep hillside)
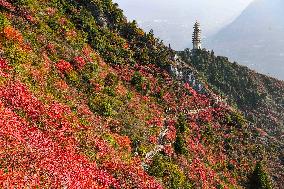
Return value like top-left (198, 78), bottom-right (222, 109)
top-left (178, 48), bottom-right (284, 187)
top-left (205, 0), bottom-right (284, 80)
top-left (179, 49), bottom-right (284, 139)
top-left (0, 0), bottom-right (279, 188)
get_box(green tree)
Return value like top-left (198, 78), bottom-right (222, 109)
top-left (176, 113), bottom-right (187, 133)
top-left (174, 133), bottom-right (188, 155)
top-left (249, 162), bottom-right (273, 189)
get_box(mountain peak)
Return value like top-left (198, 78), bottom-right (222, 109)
top-left (206, 0), bottom-right (284, 80)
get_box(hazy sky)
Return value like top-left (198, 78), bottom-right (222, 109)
top-left (113, 0), bottom-right (254, 49)
top-left (114, 0), bottom-right (254, 33)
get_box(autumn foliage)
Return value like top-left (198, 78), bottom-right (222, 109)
top-left (3, 26), bottom-right (23, 44)
top-left (56, 60), bottom-right (73, 73)
top-left (0, 0), bottom-right (278, 188)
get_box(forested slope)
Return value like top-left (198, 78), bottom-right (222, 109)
top-left (179, 49), bottom-right (284, 188)
top-left (0, 0), bottom-right (279, 188)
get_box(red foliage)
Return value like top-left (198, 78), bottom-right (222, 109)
top-left (0, 58), bottom-right (11, 77)
top-left (93, 83), bottom-right (102, 92)
top-left (113, 134), bottom-right (132, 152)
top-left (124, 43), bottom-right (129, 49)
top-left (0, 79), bottom-right (165, 188)
top-left (45, 7), bottom-right (57, 16)
top-left (111, 62), bottom-right (242, 188)
top-left (163, 144), bottom-right (174, 156)
top-left (0, 0), bottom-right (15, 11)
top-left (0, 81), bottom-right (45, 121)
top-left (73, 56), bottom-right (86, 70)
top-left (46, 43), bottom-right (56, 54)
top-left (0, 21), bottom-right (248, 187)
top-left (148, 135), bottom-right (158, 144)
top-left (0, 100), bottom-right (119, 188)
top-left (3, 26), bottom-right (24, 44)
top-left (103, 158), bottom-right (163, 189)
top-left (165, 120), bottom-right (176, 142)
top-left (54, 79), bottom-right (69, 91)
top-left (56, 60), bottom-right (73, 73)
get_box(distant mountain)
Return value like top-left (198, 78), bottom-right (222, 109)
top-left (206, 0), bottom-right (284, 80)
top-left (114, 0), bottom-right (253, 50)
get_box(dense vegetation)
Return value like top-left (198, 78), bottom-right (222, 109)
top-left (179, 49), bottom-right (284, 139)
top-left (249, 162), bottom-right (273, 189)
top-left (0, 0), bottom-right (280, 188)
top-left (179, 49), bottom-right (284, 188)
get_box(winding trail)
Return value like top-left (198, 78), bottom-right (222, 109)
top-left (142, 58), bottom-right (229, 168)
top-left (142, 97), bottom-right (227, 169)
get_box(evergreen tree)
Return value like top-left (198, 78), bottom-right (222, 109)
top-left (249, 162), bottom-right (273, 189)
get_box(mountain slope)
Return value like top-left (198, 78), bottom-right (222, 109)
top-left (178, 48), bottom-right (284, 188)
top-left (0, 0), bottom-right (279, 188)
top-left (206, 0), bottom-right (284, 80)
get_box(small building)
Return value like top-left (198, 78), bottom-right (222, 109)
top-left (192, 21), bottom-right (202, 50)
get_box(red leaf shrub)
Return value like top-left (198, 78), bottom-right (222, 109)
top-left (0, 80), bottom-right (165, 188)
top-left (0, 81), bottom-right (45, 121)
top-left (56, 60), bottom-right (73, 73)
top-left (0, 0), bottom-right (15, 11)
top-left (3, 26), bottom-right (24, 44)
top-left (73, 56), bottom-right (86, 70)
top-left (163, 144), bottom-right (174, 156)
top-left (0, 58), bottom-right (10, 70)
top-left (0, 58), bottom-right (11, 77)
top-left (0, 100), bottom-right (119, 188)
top-left (46, 43), bottom-right (56, 54)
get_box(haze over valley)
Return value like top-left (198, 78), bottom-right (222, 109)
top-left (115, 0), bottom-right (284, 80)
top-left (114, 0), bottom-right (254, 50)
top-left (206, 0), bottom-right (284, 80)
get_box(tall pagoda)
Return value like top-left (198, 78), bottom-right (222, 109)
top-left (192, 21), bottom-right (202, 50)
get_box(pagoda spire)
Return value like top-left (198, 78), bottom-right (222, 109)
top-left (192, 21), bottom-right (202, 50)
